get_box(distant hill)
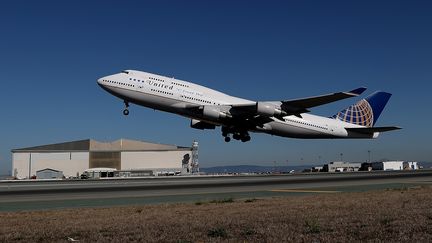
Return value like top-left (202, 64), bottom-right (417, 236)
top-left (200, 164), bottom-right (313, 174)
top-left (201, 161), bottom-right (432, 174)
top-left (419, 161), bottom-right (432, 169)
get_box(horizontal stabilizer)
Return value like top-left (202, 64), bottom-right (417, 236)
top-left (345, 126), bottom-right (402, 134)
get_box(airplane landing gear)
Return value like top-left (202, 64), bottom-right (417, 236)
top-left (123, 100), bottom-right (130, 116)
top-left (241, 135), bottom-right (251, 142)
top-left (222, 129), bottom-right (231, 142)
top-left (221, 127), bottom-right (250, 143)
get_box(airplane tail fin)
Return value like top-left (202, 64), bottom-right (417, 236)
top-left (332, 91), bottom-right (392, 127)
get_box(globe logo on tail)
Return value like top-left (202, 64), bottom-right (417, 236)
top-left (333, 99), bottom-right (374, 127)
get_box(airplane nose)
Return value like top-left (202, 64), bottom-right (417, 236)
top-left (97, 77), bottom-right (104, 85)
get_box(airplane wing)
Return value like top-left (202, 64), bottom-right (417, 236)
top-left (279, 87), bottom-right (367, 114)
top-left (345, 126), bottom-right (402, 134)
top-left (186, 87), bottom-right (367, 127)
top-left (230, 87), bottom-right (367, 117)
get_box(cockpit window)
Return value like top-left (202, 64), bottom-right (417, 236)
top-left (121, 70), bottom-right (129, 74)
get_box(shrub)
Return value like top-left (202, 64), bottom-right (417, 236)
top-left (304, 219), bottom-right (320, 234)
top-left (209, 198), bottom-right (234, 204)
top-left (207, 227), bottom-right (228, 238)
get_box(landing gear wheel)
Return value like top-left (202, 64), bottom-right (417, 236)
top-left (123, 109), bottom-right (129, 116)
top-left (241, 135), bottom-right (251, 142)
top-left (224, 136), bottom-right (231, 142)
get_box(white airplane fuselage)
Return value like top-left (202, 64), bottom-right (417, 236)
top-left (97, 70), bottom-right (378, 141)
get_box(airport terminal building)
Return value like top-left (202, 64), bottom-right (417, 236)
top-left (12, 139), bottom-right (197, 179)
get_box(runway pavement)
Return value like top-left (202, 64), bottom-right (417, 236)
top-left (1, 170), bottom-right (431, 211)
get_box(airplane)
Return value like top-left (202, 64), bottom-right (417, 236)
top-left (97, 70), bottom-right (401, 142)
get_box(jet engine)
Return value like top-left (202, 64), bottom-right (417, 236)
top-left (256, 102), bottom-right (286, 117)
top-left (202, 106), bottom-right (229, 120)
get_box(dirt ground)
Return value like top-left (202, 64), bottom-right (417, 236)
top-left (1, 186), bottom-right (431, 242)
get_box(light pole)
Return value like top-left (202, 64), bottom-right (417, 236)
top-left (28, 153), bottom-right (32, 179)
top-left (368, 150), bottom-right (371, 163)
top-left (340, 153), bottom-right (343, 162)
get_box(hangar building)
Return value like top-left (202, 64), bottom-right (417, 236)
top-left (322, 161), bottom-right (361, 172)
top-left (370, 161), bottom-right (418, 171)
top-left (12, 139), bottom-right (194, 179)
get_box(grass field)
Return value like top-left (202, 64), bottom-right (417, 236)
top-left (1, 186), bottom-right (431, 242)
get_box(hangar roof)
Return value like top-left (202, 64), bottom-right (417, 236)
top-left (12, 139), bottom-right (191, 152)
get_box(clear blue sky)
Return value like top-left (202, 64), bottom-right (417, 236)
top-left (1, 0), bottom-right (431, 174)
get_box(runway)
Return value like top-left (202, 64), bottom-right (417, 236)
top-left (1, 170), bottom-right (431, 211)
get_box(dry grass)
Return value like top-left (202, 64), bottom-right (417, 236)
top-left (1, 186), bottom-right (432, 242)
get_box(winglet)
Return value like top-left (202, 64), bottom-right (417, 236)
top-left (348, 87), bottom-right (367, 96)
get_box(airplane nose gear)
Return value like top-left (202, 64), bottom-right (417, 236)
top-left (123, 101), bottom-right (130, 116)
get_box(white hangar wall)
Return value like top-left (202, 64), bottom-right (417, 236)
top-left (13, 152), bottom-right (89, 179)
top-left (121, 151), bottom-right (191, 170)
top-left (12, 150), bottom-right (191, 179)
top-left (11, 139), bottom-right (194, 179)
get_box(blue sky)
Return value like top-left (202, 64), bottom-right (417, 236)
top-left (0, 0), bottom-right (431, 174)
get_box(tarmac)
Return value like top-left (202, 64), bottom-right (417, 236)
top-left (1, 170), bottom-right (431, 211)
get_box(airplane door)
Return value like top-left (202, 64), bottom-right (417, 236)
top-left (328, 123), bottom-right (335, 133)
top-left (329, 123), bottom-right (346, 137)
top-left (136, 80), bottom-right (144, 91)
